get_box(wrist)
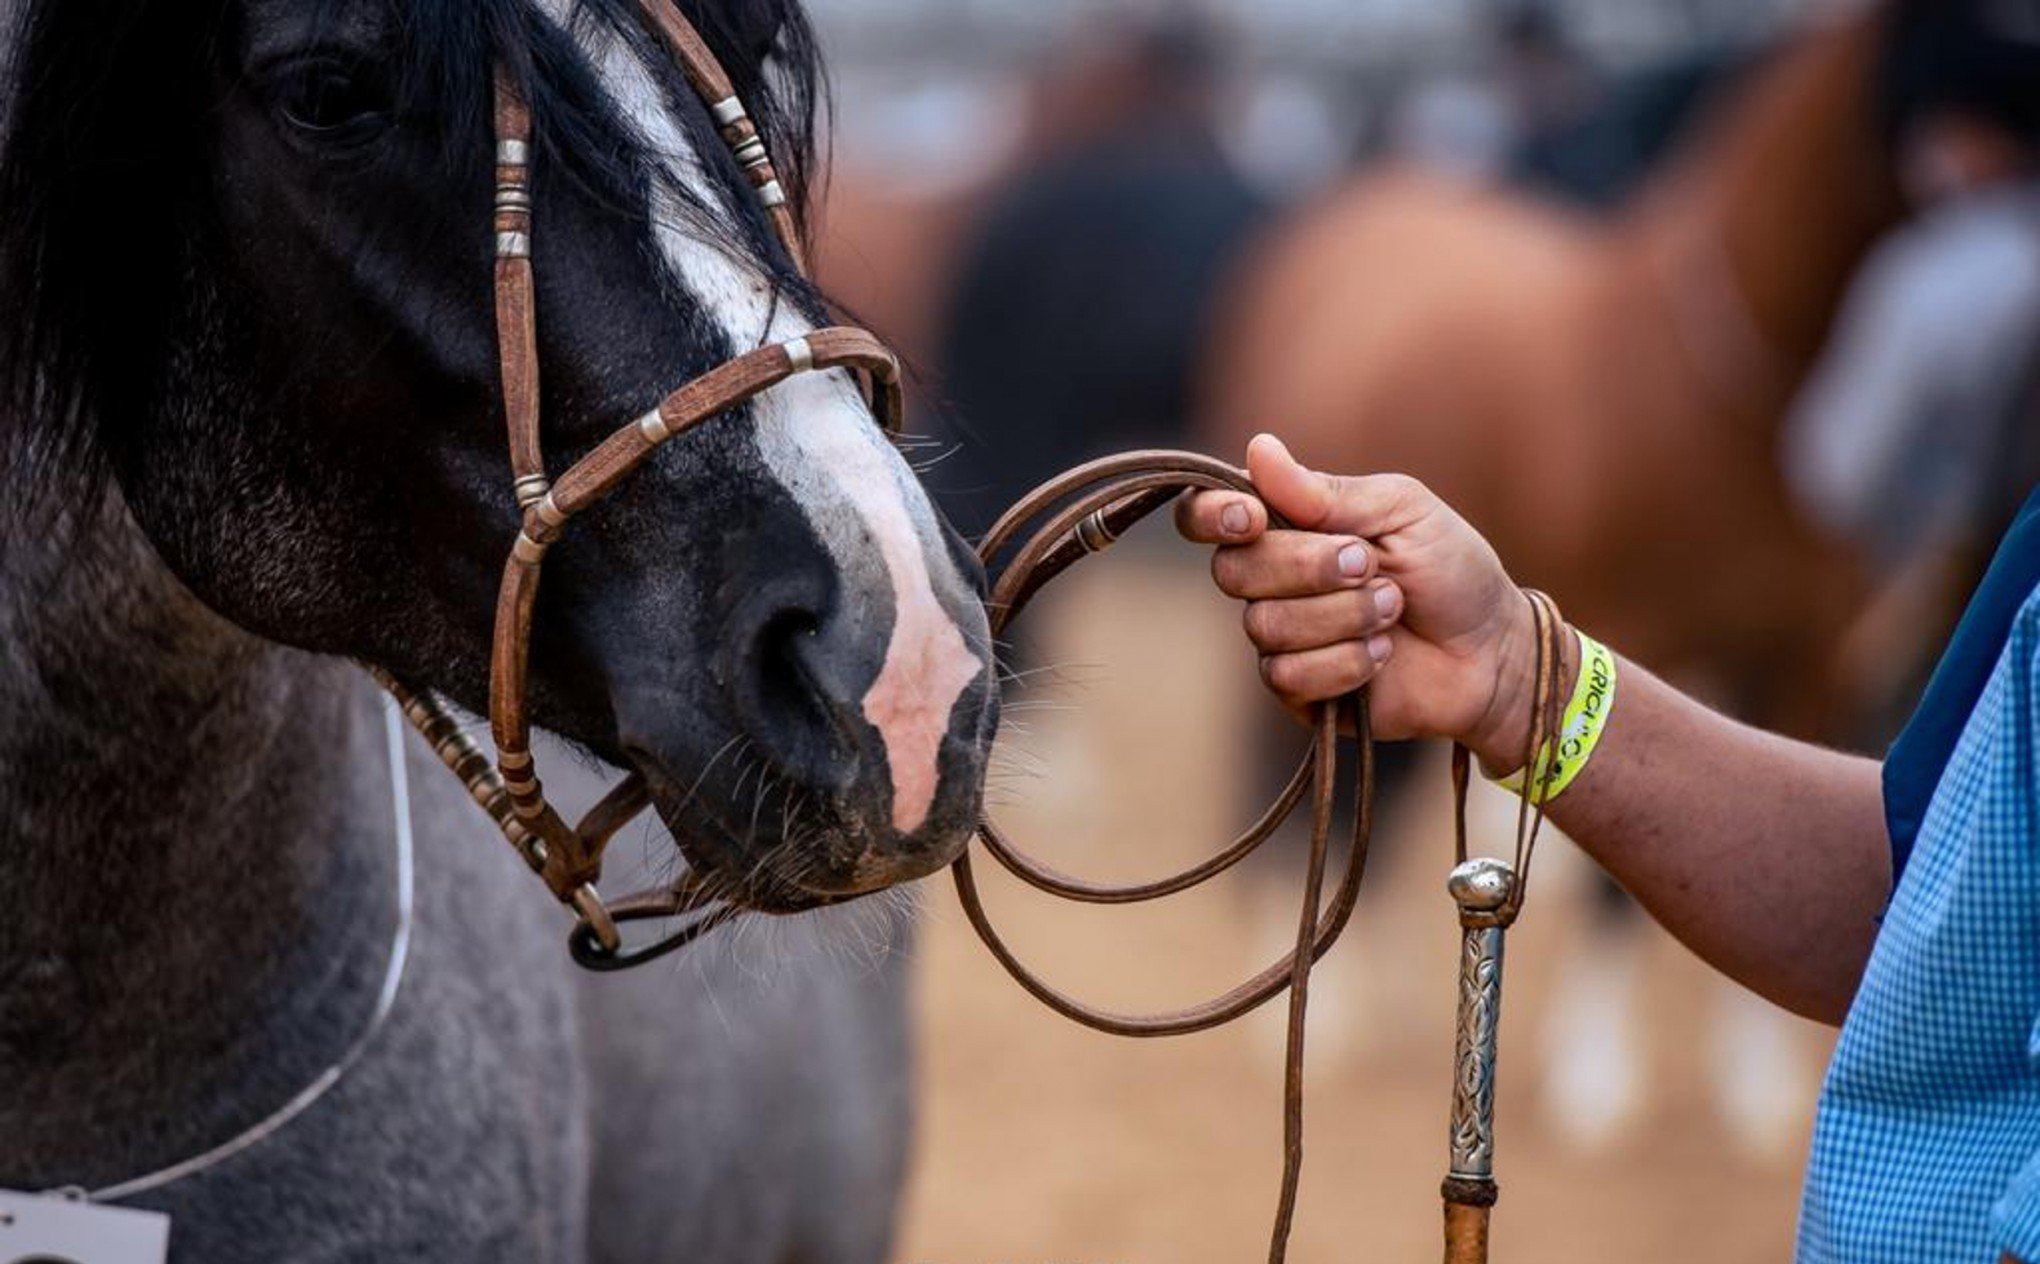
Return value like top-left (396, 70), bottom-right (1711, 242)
top-left (1464, 596), bottom-right (1578, 775)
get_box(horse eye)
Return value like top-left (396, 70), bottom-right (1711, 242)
top-left (276, 64), bottom-right (389, 137)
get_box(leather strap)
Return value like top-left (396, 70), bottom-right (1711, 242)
top-left (381, 0), bottom-right (901, 959)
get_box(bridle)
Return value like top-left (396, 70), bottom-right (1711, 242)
top-left (372, 0), bottom-right (904, 967)
top-left (365, 4), bottom-right (1568, 1261)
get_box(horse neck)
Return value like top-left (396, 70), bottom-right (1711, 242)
top-left (1622, 9), bottom-right (1906, 419)
top-left (0, 473), bottom-right (398, 1189)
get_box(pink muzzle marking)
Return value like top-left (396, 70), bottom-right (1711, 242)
top-left (856, 513), bottom-right (982, 836)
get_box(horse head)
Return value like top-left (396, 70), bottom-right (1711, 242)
top-left (0, 0), bottom-right (999, 912)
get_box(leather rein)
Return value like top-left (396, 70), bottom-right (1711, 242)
top-left (367, 5), bottom-right (1570, 1260)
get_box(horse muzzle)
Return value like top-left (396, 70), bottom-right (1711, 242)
top-left (616, 573), bottom-right (998, 908)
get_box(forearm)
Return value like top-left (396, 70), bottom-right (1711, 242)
top-left (1477, 635), bottom-right (1890, 1025)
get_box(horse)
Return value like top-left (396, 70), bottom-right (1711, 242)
top-left (0, 1), bottom-right (999, 1261)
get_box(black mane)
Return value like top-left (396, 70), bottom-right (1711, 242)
top-left (0, 0), bottom-right (827, 495)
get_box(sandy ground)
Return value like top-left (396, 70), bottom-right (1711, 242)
top-left (892, 545), bottom-right (1833, 1264)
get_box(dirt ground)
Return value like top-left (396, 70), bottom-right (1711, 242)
top-left (892, 546), bottom-right (1832, 1264)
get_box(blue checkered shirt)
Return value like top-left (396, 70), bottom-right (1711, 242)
top-left (1797, 575), bottom-right (2040, 1262)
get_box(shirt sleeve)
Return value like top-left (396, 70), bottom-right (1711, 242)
top-left (1988, 600), bottom-right (2040, 1262)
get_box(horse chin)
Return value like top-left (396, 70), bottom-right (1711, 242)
top-left (728, 882), bottom-right (861, 916)
top-left (664, 847), bottom-right (879, 916)
top-left (640, 750), bottom-right (981, 910)
top-left (660, 814), bottom-right (964, 914)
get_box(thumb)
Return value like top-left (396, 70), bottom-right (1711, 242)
top-left (1246, 433), bottom-right (1406, 536)
top-left (1245, 433), bottom-right (1336, 527)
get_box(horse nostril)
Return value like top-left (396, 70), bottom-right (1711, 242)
top-left (755, 606), bottom-right (822, 723)
top-left (737, 599), bottom-right (858, 794)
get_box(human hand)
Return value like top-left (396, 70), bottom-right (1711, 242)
top-left (1176, 434), bottom-right (1546, 769)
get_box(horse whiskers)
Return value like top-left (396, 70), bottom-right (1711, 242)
top-left (998, 699), bottom-right (1080, 716)
top-left (904, 443), bottom-right (964, 476)
top-left (728, 902), bottom-right (776, 987)
top-left (775, 788), bottom-right (813, 866)
top-left (986, 774), bottom-right (1047, 798)
top-left (993, 657), bottom-right (1095, 686)
top-left (991, 724), bottom-right (1041, 747)
top-left (819, 885), bottom-right (909, 974)
top-left (988, 746), bottom-right (1051, 776)
top-left (725, 747), bottom-right (764, 810)
top-left (655, 827), bottom-right (927, 984)
top-left (735, 797), bottom-right (795, 899)
top-left (670, 735), bottom-right (747, 823)
top-left (739, 757), bottom-right (787, 879)
top-left (633, 744), bottom-right (943, 984)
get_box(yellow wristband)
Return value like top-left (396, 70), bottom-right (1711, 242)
top-left (1493, 628), bottom-right (1617, 805)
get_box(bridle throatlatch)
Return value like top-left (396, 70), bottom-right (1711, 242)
top-left (363, 4), bottom-right (1568, 1260)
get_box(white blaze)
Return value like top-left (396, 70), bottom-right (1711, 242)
top-left (550, 7), bottom-right (981, 833)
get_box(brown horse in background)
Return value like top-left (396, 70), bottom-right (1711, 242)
top-left (1201, 10), bottom-right (1901, 740)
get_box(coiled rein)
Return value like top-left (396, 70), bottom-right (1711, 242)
top-left (958, 450), bottom-right (1370, 1263)
top-left (949, 449), bottom-right (1564, 1263)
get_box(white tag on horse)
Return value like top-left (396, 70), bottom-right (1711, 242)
top-left (0, 1189), bottom-right (170, 1264)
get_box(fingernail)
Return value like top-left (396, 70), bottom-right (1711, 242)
top-left (1221, 502), bottom-right (1250, 535)
top-left (1337, 542), bottom-right (1368, 578)
top-left (1374, 585), bottom-right (1398, 619)
top-left (1367, 635), bottom-right (1393, 664)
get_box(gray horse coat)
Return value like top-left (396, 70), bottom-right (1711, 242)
top-left (0, 496), bottom-right (918, 1262)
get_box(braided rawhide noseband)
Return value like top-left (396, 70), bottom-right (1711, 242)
top-left (367, 5), bottom-right (1569, 1259)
